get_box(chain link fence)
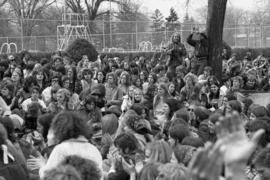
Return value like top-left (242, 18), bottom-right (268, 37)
top-left (0, 18), bottom-right (270, 53)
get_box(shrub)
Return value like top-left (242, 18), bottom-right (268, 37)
top-left (65, 38), bottom-right (98, 63)
top-left (1, 47), bottom-right (270, 64)
top-left (232, 48), bottom-right (270, 59)
top-left (100, 51), bottom-right (161, 61)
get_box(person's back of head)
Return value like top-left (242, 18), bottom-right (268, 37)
top-left (102, 114), bottom-right (118, 135)
top-left (42, 165), bottom-right (82, 180)
top-left (37, 113), bottom-right (55, 142)
top-left (51, 111), bottom-right (89, 143)
top-left (193, 106), bottom-right (210, 122)
top-left (146, 140), bottom-right (172, 164)
top-left (114, 132), bottom-right (139, 154)
top-left (138, 162), bottom-right (161, 180)
top-left (157, 163), bottom-right (191, 180)
top-left (251, 106), bottom-right (268, 119)
top-left (228, 100), bottom-right (242, 114)
top-left (61, 155), bottom-right (101, 180)
top-left (246, 120), bottom-right (270, 147)
top-left (170, 118), bottom-right (188, 127)
top-left (181, 136), bottom-right (204, 148)
top-left (172, 144), bottom-right (196, 166)
top-left (172, 108), bottom-right (189, 123)
top-left (169, 124), bottom-right (190, 145)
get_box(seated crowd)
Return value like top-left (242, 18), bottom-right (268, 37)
top-left (0, 43), bottom-right (269, 180)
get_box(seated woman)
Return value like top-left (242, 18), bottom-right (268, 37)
top-left (79, 95), bottom-right (102, 138)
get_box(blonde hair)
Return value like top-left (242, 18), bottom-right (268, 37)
top-left (158, 163), bottom-right (191, 180)
top-left (147, 140), bottom-right (172, 164)
top-left (57, 88), bottom-right (70, 102)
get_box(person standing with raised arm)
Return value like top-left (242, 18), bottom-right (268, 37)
top-left (187, 26), bottom-right (209, 76)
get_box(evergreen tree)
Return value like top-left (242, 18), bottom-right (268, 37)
top-left (150, 9), bottom-right (165, 46)
top-left (165, 7), bottom-right (180, 41)
top-left (165, 8), bottom-right (179, 23)
top-left (150, 9), bottom-right (164, 30)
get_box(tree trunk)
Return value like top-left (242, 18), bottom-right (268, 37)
top-left (206, 0), bottom-right (227, 80)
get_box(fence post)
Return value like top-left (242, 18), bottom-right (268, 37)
top-left (21, 17), bottom-right (24, 51)
top-left (135, 21), bottom-right (138, 50)
top-left (102, 20), bottom-right (105, 50)
top-left (247, 24), bottom-right (250, 47)
top-left (234, 24), bottom-right (236, 47)
top-left (35, 36), bottom-right (37, 51)
top-left (260, 24), bottom-right (263, 48)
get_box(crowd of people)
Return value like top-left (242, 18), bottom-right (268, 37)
top-left (0, 27), bottom-right (270, 180)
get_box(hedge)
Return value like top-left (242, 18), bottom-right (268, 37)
top-left (66, 39), bottom-right (98, 63)
top-left (1, 48), bottom-right (270, 63)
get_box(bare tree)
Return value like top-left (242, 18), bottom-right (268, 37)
top-left (0, 0), bottom-right (7, 7)
top-left (8, 0), bottom-right (56, 36)
top-left (66, 0), bottom-right (121, 21)
top-left (66, 0), bottom-right (84, 13)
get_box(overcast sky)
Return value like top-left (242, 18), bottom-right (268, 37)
top-left (140, 0), bottom-right (257, 21)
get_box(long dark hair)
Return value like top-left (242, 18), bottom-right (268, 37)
top-left (67, 67), bottom-right (77, 93)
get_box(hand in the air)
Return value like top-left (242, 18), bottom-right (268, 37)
top-left (215, 112), bottom-right (265, 166)
top-left (188, 142), bottom-right (224, 180)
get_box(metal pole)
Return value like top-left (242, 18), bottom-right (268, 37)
top-left (135, 21), bottom-right (138, 50)
top-left (234, 24), bottom-right (237, 47)
top-left (64, 0), bottom-right (66, 23)
top-left (254, 26), bottom-right (256, 48)
top-left (21, 0), bottom-right (24, 51)
top-left (165, 23), bottom-right (167, 43)
top-left (102, 17), bottom-right (105, 49)
top-left (109, 0), bottom-right (112, 48)
top-left (261, 24), bottom-right (263, 47)
top-left (247, 25), bottom-right (249, 47)
top-left (35, 36), bottom-right (37, 51)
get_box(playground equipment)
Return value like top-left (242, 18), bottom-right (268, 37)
top-left (57, 13), bottom-right (91, 51)
top-left (0, 42), bottom-right (17, 54)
